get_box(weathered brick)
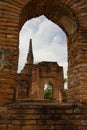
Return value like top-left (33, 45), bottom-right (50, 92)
top-left (8, 126), bottom-right (21, 130)
top-left (0, 0), bottom-right (87, 129)
top-left (0, 126), bottom-right (8, 130)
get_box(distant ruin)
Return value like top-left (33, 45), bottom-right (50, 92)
top-left (16, 39), bottom-right (64, 102)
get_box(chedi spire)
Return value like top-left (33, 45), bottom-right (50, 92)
top-left (27, 39), bottom-right (34, 64)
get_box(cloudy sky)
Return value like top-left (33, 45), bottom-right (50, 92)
top-left (18, 15), bottom-right (68, 78)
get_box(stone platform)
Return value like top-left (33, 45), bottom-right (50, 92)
top-left (0, 101), bottom-right (87, 130)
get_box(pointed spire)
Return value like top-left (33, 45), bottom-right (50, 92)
top-left (27, 39), bottom-right (34, 64)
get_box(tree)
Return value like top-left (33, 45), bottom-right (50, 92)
top-left (44, 83), bottom-right (53, 99)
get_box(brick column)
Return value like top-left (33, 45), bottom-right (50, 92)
top-left (78, 29), bottom-right (87, 102)
top-left (0, 1), bottom-right (20, 104)
top-left (68, 29), bottom-right (87, 102)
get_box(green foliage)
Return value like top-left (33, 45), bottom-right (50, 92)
top-left (44, 87), bottom-right (52, 99)
top-left (64, 78), bottom-right (67, 83)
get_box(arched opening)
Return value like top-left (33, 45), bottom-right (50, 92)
top-left (17, 15), bottom-right (68, 102)
top-left (17, 0), bottom-right (81, 102)
top-left (17, 15), bottom-right (68, 101)
top-left (18, 15), bottom-right (67, 82)
top-left (44, 82), bottom-right (53, 99)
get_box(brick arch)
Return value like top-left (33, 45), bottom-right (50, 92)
top-left (19, 0), bottom-right (78, 37)
top-left (0, 0), bottom-right (87, 104)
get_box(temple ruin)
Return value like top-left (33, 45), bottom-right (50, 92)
top-left (16, 39), bottom-right (64, 102)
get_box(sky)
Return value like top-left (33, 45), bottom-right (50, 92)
top-left (18, 15), bottom-right (68, 79)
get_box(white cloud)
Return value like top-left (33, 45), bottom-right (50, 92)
top-left (18, 15), bottom-right (68, 79)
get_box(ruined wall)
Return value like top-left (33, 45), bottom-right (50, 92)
top-left (16, 62), bottom-right (64, 102)
top-left (16, 74), bottom-right (30, 100)
top-left (35, 62), bottom-right (64, 101)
